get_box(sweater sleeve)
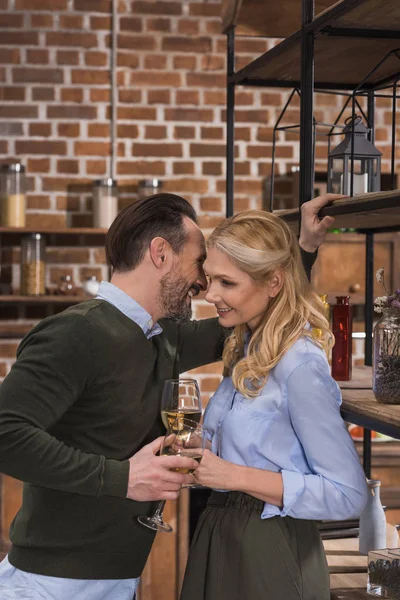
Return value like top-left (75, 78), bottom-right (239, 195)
top-left (0, 315), bottom-right (129, 499)
top-left (299, 247), bottom-right (318, 281)
top-left (178, 318), bottom-right (226, 373)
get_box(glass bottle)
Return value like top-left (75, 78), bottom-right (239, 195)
top-left (138, 179), bottom-right (163, 200)
top-left (0, 163), bottom-right (26, 227)
top-left (359, 479), bottom-right (387, 555)
top-left (20, 233), bottom-right (46, 296)
top-left (331, 296), bottom-right (353, 381)
top-left (373, 308), bottom-right (400, 404)
top-left (92, 178), bottom-right (118, 229)
top-left (312, 294), bottom-right (330, 354)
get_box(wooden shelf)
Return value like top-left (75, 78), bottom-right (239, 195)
top-left (341, 389), bottom-right (400, 440)
top-left (276, 191), bottom-right (400, 232)
top-left (232, 0), bottom-right (400, 90)
top-left (0, 227), bottom-right (107, 247)
top-left (0, 295), bottom-right (88, 304)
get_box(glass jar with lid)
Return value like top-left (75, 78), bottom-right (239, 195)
top-left (0, 163), bottom-right (26, 227)
top-left (20, 233), bottom-right (46, 296)
top-left (92, 178), bottom-right (118, 229)
top-left (138, 179), bottom-right (163, 200)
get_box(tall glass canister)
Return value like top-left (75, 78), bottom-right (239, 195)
top-left (373, 308), bottom-right (400, 404)
top-left (20, 233), bottom-right (46, 296)
top-left (92, 178), bottom-right (118, 229)
top-left (0, 163), bottom-right (26, 227)
top-left (138, 179), bottom-right (163, 200)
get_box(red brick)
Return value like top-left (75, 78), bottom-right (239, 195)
top-left (16, 140), bottom-right (67, 155)
top-left (61, 88), bottom-right (84, 103)
top-left (57, 159), bottom-right (79, 174)
top-left (163, 179), bottom-right (208, 194)
top-left (46, 32), bottom-right (97, 47)
top-left (201, 126), bottom-right (223, 140)
top-left (90, 88), bottom-right (109, 102)
top-left (247, 145), bottom-right (273, 159)
top-left (85, 51), bottom-right (108, 67)
top-left (186, 73), bottom-right (225, 88)
top-left (117, 34), bottom-right (155, 51)
top-left (204, 90), bottom-right (226, 105)
top-left (132, 142), bottom-right (184, 158)
top-left (31, 14), bottom-right (53, 28)
top-left (71, 69), bottom-right (109, 84)
top-left (118, 89), bottom-right (141, 103)
top-left (261, 92), bottom-right (284, 106)
top-left (27, 158), bottom-right (50, 173)
top-left (32, 87), bottom-right (54, 101)
top-left (257, 127), bottom-right (274, 142)
top-left (236, 127), bottom-right (251, 141)
top-left (131, 1), bottom-right (181, 15)
top-left (236, 91), bottom-right (254, 106)
top-left (202, 162), bottom-right (223, 176)
top-left (117, 124), bottom-right (139, 138)
top-left (0, 122), bottom-right (23, 136)
top-left (0, 105), bottom-right (38, 118)
top-left (145, 125), bottom-right (167, 139)
top-left (48, 106), bottom-right (97, 119)
top-left (0, 86), bottom-right (25, 101)
top-left (12, 68), bottom-right (63, 84)
top-left (120, 17), bottom-right (142, 32)
top-left (47, 248), bottom-right (90, 263)
top-left (75, 141), bottom-right (110, 156)
top-left (173, 55), bottom-right (197, 70)
top-left (173, 162), bottom-right (195, 175)
top-left (0, 343), bottom-right (18, 359)
top-left (222, 109), bottom-right (270, 123)
top-left (0, 49), bottom-right (20, 64)
top-left (199, 196), bottom-right (222, 211)
top-left (26, 49), bottom-right (49, 64)
top-left (60, 15), bottom-right (84, 29)
top-left (73, 0), bottom-right (111, 11)
top-left (189, 3), bottom-right (220, 16)
top-left (117, 107), bottom-right (156, 120)
top-left (0, 32), bottom-right (38, 45)
top-left (27, 195), bottom-right (51, 209)
top-left (236, 162), bottom-right (251, 176)
top-left (88, 123), bottom-right (110, 137)
top-left (165, 108), bottom-right (213, 122)
top-left (56, 50), bottom-right (80, 65)
top-left (58, 123), bottom-right (80, 137)
top-left (117, 52), bottom-right (139, 68)
top-left (0, 141), bottom-right (8, 154)
top-left (86, 160), bottom-right (107, 175)
top-left (235, 39), bottom-right (268, 53)
top-left (90, 16), bottom-right (111, 30)
top-left (178, 20), bottom-right (200, 35)
top-left (0, 68), bottom-right (5, 82)
top-left (162, 36), bottom-right (211, 53)
top-left (148, 89), bottom-right (170, 104)
top-left (174, 126), bottom-right (195, 139)
top-left (29, 123), bottom-right (52, 137)
top-left (202, 55), bottom-right (225, 71)
top-left (144, 54), bottom-right (167, 69)
top-left (42, 178), bottom-right (88, 192)
top-left (176, 90), bottom-right (199, 105)
top-left (146, 18), bottom-right (171, 32)
top-left (131, 71), bottom-right (181, 87)
top-left (17, 0), bottom-right (67, 7)
top-left (117, 161), bottom-right (165, 176)
top-left (190, 143), bottom-right (227, 158)
top-left (205, 20), bottom-right (221, 35)
top-left (0, 14), bottom-right (24, 27)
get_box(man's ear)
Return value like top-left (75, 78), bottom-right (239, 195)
top-left (267, 271), bottom-right (284, 298)
top-left (149, 237), bottom-right (172, 268)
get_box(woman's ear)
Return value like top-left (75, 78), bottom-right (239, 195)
top-left (267, 271), bottom-right (284, 298)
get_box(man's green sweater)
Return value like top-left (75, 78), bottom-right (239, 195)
top-left (0, 300), bottom-right (225, 579)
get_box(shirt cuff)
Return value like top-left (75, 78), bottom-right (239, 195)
top-left (99, 457), bottom-right (130, 498)
top-left (280, 470), bottom-right (306, 517)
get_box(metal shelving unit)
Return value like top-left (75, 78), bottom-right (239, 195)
top-left (224, 0), bottom-right (400, 476)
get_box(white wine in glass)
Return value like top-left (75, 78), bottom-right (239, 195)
top-left (160, 378), bottom-right (202, 431)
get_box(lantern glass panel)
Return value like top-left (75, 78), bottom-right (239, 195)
top-left (328, 158), bottom-right (345, 194)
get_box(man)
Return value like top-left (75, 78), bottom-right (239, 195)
top-left (0, 193), bottom-right (337, 599)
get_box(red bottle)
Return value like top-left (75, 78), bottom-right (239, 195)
top-left (332, 296), bottom-right (353, 381)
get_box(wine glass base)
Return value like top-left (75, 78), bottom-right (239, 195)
top-left (137, 515), bottom-right (173, 533)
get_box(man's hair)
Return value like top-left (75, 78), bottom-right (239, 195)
top-left (105, 193), bottom-right (197, 272)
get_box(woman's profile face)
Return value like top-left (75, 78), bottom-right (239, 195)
top-left (204, 247), bottom-right (271, 332)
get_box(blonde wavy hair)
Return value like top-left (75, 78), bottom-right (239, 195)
top-left (207, 210), bottom-right (333, 398)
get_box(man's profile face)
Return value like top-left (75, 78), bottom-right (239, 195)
top-left (158, 218), bottom-right (207, 322)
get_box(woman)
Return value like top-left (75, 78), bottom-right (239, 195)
top-left (180, 210), bottom-right (368, 600)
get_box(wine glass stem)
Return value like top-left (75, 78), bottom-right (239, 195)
top-left (153, 500), bottom-right (166, 520)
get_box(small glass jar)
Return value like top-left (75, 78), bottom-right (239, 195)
top-left (373, 308), bottom-right (400, 404)
top-left (58, 275), bottom-right (74, 296)
top-left (20, 233), bottom-right (46, 296)
top-left (92, 178), bottom-right (118, 229)
top-left (138, 179), bottom-right (163, 200)
top-left (0, 163), bottom-right (26, 227)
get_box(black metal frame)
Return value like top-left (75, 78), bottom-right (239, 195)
top-left (224, 0), bottom-right (400, 477)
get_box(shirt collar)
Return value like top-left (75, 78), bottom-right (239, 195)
top-left (96, 281), bottom-right (163, 340)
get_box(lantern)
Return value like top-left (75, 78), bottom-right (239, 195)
top-left (327, 115), bottom-right (381, 196)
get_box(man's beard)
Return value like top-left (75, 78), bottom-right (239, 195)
top-left (158, 271), bottom-right (193, 323)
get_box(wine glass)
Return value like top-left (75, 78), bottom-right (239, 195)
top-left (137, 418), bottom-right (206, 533)
top-left (161, 378), bottom-right (202, 431)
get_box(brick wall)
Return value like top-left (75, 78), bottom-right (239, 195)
top-left (0, 0), bottom-right (397, 393)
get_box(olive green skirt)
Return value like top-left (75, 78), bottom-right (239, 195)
top-left (180, 491), bottom-right (330, 600)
